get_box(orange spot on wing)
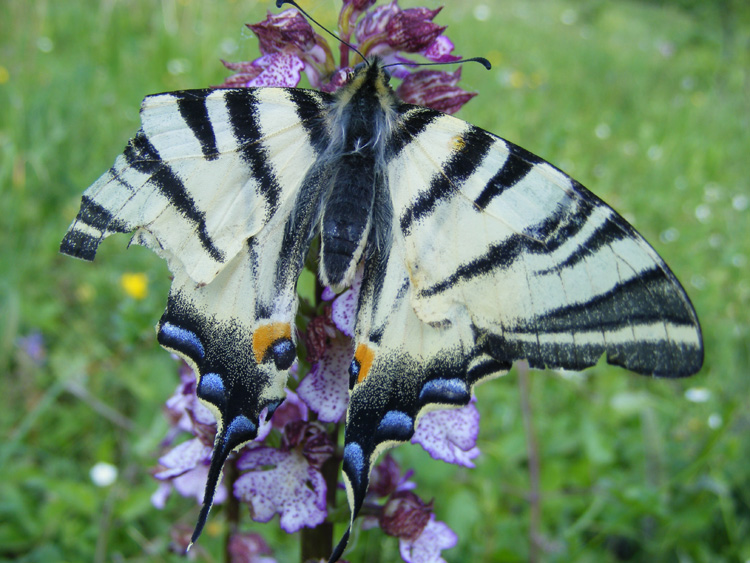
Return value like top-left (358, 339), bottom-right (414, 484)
top-left (355, 343), bottom-right (375, 384)
top-left (252, 322), bottom-right (292, 363)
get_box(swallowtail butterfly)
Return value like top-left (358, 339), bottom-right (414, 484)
top-left (61, 26), bottom-right (703, 562)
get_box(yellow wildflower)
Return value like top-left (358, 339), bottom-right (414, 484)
top-left (121, 273), bottom-right (148, 300)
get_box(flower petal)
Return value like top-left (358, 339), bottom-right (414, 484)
top-left (386, 10), bottom-right (445, 52)
top-left (227, 532), bottom-right (276, 563)
top-left (380, 490), bottom-right (432, 541)
top-left (399, 515), bottom-right (458, 563)
top-left (331, 268), bottom-right (362, 336)
top-left (411, 400), bottom-right (481, 467)
top-left (235, 448), bottom-right (327, 532)
top-left (397, 68), bottom-right (477, 115)
top-left (297, 336), bottom-right (351, 423)
top-left (248, 9), bottom-right (317, 55)
top-left (155, 437), bottom-right (211, 480)
top-left (270, 388), bottom-right (308, 430)
top-left (421, 35), bottom-right (461, 63)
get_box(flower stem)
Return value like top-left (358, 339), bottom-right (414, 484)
top-left (224, 460), bottom-right (240, 562)
top-left (300, 426), bottom-right (340, 561)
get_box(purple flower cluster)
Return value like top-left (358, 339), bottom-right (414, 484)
top-left (218, 0), bottom-right (478, 114)
top-left (153, 1), bottom-right (483, 560)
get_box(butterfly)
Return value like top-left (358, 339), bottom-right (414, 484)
top-left (61, 52), bottom-right (703, 560)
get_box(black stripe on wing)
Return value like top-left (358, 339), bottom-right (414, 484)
top-left (123, 130), bottom-right (225, 263)
top-left (400, 127), bottom-right (495, 236)
top-left (174, 91), bottom-right (220, 161)
top-left (386, 106), bottom-right (442, 159)
top-left (60, 194), bottom-right (132, 260)
top-left (532, 267), bottom-right (697, 331)
top-left (474, 142), bottom-right (540, 210)
top-left (287, 89), bottom-right (332, 154)
top-left (224, 89), bottom-right (284, 219)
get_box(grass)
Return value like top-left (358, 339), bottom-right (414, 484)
top-left (2, 0), bottom-right (749, 561)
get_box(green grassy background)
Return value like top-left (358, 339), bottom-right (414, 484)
top-left (1, 0), bottom-right (748, 561)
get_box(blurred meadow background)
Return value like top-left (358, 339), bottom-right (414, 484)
top-left (2, 0), bottom-right (749, 561)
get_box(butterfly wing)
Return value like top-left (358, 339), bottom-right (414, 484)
top-left (332, 105), bottom-right (703, 559)
top-left (61, 87), bottom-right (333, 542)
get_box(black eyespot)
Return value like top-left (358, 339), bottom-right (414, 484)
top-left (269, 338), bottom-right (296, 370)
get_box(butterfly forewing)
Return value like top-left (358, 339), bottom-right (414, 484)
top-left (61, 86), bottom-right (334, 543)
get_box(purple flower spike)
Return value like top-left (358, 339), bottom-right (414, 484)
top-left (235, 446), bottom-right (328, 533)
top-left (228, 532), bottom-right (277, 563)
top-left (411, 399), bottom-right (481, 467)
top-left (379, 490), bottom-right (432, 541)
top-left (397, 68), bottom-right (477, 115)
top-left (399, 515), bottom-right (458, 563)
top-left (297, 335), bottom-right (351, 423)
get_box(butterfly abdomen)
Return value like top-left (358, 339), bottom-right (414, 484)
top-left (319, 61), bottom-right (396, 289)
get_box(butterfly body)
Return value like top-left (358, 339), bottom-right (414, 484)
top-left (61, 57), bottom-right (702, 561)
top-left (316, 62), bottom-right (396, 289)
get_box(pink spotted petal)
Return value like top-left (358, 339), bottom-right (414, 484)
top-left (411, 400), bottom-right (481, 468)
top-left (173, 462), bottom-right (228, 506)
top-left (331, 267), bottom-right (362, 336)
top-left (155, 438), bottom-right (211, 480)
top-left (399, 515), bottom-right (458, 563)
top-left (245, 53), bottom-right (305, 88)
top-left (297, 336), bottom-right (351, 423)
top-left (235, 448), bottom-right (327, 532)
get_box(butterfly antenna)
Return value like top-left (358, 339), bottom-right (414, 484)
top-left (276, 0), bottom-right (368, 65)
top-left (382, 57), bottom-right (492, 71)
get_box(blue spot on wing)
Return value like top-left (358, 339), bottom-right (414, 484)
top-left (342, 442), bottom-right (365, 490)
top-left (158, 321), bottom-right (205, 360)
top-left (197, 373), bottom-right (225, 409)
top-left (375, 410), bottom-right (414, 442)
top-left (224, 415), bottom-right (257, 448)
top-left (419, 378), bottom-right (470, 406)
